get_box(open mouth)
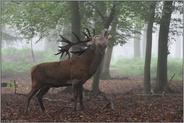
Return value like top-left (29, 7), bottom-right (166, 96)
top-left (104, 30), bottom-right (111, 40)
top-left (104, 30), bottom-right (108, 37)
top-left (102, 28), bottom-right (108, 37)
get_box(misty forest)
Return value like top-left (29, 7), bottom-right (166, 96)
top-left (1, 1), bottom-right (183, 122)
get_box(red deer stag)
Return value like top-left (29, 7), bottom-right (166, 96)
top-left (25, 28), bottom-right (111, 113)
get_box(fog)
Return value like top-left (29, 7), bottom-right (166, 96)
top-left (112, 25), bottom-right (183, 59)
top-left (2, 27), bottom-right (183, 61)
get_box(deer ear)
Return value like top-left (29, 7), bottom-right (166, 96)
top-left (87, 38), bottom-right (95, 46)
top-left (87, 41), bottom-right (93, 46)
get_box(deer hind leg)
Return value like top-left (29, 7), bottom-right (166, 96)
top-left (79, 84), bottom-right (84, 110)
top-left (73, 83), bottom-right (80, 111)
top-left (25, 86), bottom-right (41, 113)
top-left (36, 85), bottom-right (50, 112)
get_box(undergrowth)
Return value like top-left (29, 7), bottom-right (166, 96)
top-left (111, 57), bottom-right (183, 80)
top-left (2, 46), bottom-right (59, 72)
top-left (2, 47), bottom-right (183, 80)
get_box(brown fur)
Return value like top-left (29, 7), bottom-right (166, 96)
top-left (25, 29), bottom-right (110, 113)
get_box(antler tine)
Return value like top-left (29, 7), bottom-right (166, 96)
top-left (72, 32), bottom-right (82, 43)
top-left (70, 49), bottom-right (86, 56)
top-left (85, 28), bottom-right (91, 37)
top-left (82, 27), bottom-right (91, 38)
top-left (70, 46), bottom-right (86, 56)
top-left (55, 37), bottom-right (72, 58)
top-left (55, 31), bottom-right (92, 59)
top-left (82, 31), bottom-right (90, 38)
top-left (92, 28), bottom-right (95, 36)
top-left (55, 45), bottom-right (70, 58)
top-left (58, 35), bottom-right (72, 44)
top-left (64, 51), bottom-right (71, 58)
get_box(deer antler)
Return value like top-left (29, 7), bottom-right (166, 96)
top-left (55, 28), bottom-right (93, 59)
top-left (70, 48), bottom-right (86, 56)
top-left (70, 28), bottom-right (96, 56)
top-left (82, 28), bottom-right (91, 38)
top-left (82, 27), bottom-right (95, 39)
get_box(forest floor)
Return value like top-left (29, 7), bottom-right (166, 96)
top-left (1, 72), bottom-right (183, 122)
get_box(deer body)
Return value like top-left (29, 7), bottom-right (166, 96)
top-left (31, 45), bottom-right (96, 87)
top-left (25, 29), bottom-right (110, 113)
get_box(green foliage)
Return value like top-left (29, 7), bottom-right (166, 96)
top-left (111, 57), bottom-right (144, 75)
top-left (2, 1), bottom-right (69, 40)
top-left (111, 57), bottom-right (182, 80)
top-left (2, 46), bottom-right (31, 57)
top-left (167, 58), bottom-right (183, 80)
top-left (2, 1), bottom-right (155, 46)
top-left (1, 81), bottom-right (18, 88)
top-left (2, 47), bottom-right (59, 73)
top-left (2, 1), bottom-right (183, 48)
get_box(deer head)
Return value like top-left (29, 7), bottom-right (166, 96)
top-left (90, 28), bottom-right (111, 48)
top-left (25, 28), bottom-right (111, 113)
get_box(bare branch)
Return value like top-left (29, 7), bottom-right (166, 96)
top-left (87, 2), bottom-right (106, 21)
top-left (14, 80), bottom-right (27, 97)
top-left (162, 73), bottom-right (176, 97)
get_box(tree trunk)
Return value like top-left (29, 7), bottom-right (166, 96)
top-left (91, 2), bottom-right (106, 93)
top-left (71, 1), bottom-right (81, 51)
top-left (94, 2), bottom-right (106, 33)
top-left (100, 18), bottom-right (117, 80)
top-left (134, 31), bottom-right (141, 58)
top-left (183, 37), bottom-right (184, 83)
top-left (92, 2), bottom-right (116, 92)
top-left (63, 1), bottom-right (81, 93)
top-left (142, 24), bottom-right (148, 58)
top-left (100, 46), bottom-right (113, 79)
top-left (154, 1), bottom-right (173, 93)
top-left (144, 2), bottom-right (156, 94)
top-left (0, 2), bottom-right (1, 83)
top-left (91, 67), bottom-right (101, 93)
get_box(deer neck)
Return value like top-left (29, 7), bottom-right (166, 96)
top-left (89, 45), bottom-right (105, 75)
top-left (80, 45), bottom-right (96, 63)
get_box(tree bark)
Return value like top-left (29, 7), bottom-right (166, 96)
top-left (154, 1), bottom-right (173, 93)
top-left (91, 2), bottom-right (106, 93)
top-left (144, 2), bottom-right (156, 94)
top-left (100, 18), bottom-right (117, 80)
top-left (183, 36), bottom-right (184, 83)
top-left (91, 67), bottom-right (101, 93)
top-left (63, 1), bottom-right (81, 93)
top-left (71, 1), bottom-right (81, 51)
top-left (100, 46), bottom-right (113, 79)
top-left (0, 1), bottom-right (1, 83)
top-left (92, 2), bottom-right (116, 92)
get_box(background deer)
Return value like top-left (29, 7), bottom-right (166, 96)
top-left (25, 28), bottom-right (111, 113)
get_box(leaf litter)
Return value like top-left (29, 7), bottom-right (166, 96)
top-left (1, 72), bottom-right (183, 122)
